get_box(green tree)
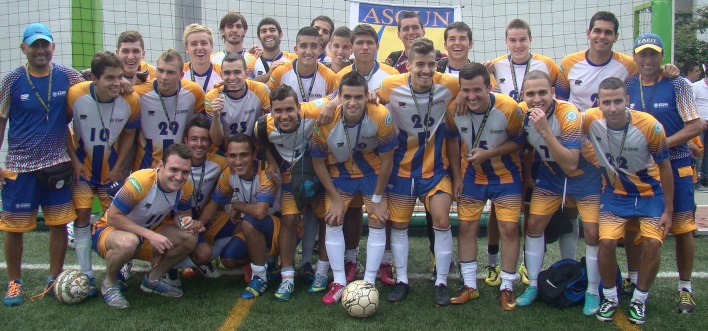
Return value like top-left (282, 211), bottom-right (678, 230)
top-left (675, 6), bottom-right (708, 68)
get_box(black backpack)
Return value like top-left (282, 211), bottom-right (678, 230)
top-left (538, 258), bottom-right (588, 308)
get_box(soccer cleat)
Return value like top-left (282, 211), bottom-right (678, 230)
top-left (117, 261), bottom-right (132, 290)
top-left (299, 262), bottom-right (315, 283)
top-left (596, 298), bottom-right (618, 322)
top-left (3, 280), bottom-right (24, 307)
top-left (676, 289), bottom-right (696, 314)
top-left (485, 265), bottom-right (501, 286)
top-left (515, 286), bottom-right (538, 306)
top-left (519, 264), bottom-right (530, 286)
top-left (102, 283), bottom-right (129, 309)
top-left (197, 262), bottom-right (221, 279)
top-left (378, 263), bottom-right (396, 286)
top-left (621, 278), bottom-right (636, 297)
top-left (308, 273), bottom-right (329, 293)
top-left (140, 275), bottom-right (183, 298)
top-left (274, 280), bottom-right (294, 301)
top-left (266, 262), bottom-right (281, 283)
top-left (434, 283), bottom-right (450, 306)
top-left (161, 269), bottom-right (182, 287)
top-left (181, 268), bottom-right (199, 278)
top-left (387, 282), bottom-right (410, 303)
top-left (213, 256), bottom-right (228, 270)
top-left (583, 292), bottom-right (601, 316)
top-left (628, 299), bottom-right (647, 325)
top-left (241, 276), bottom-right (268, 299)
top-left (87, 277), bottom-right (98, 298)
top-left (450, 285), bottom-right (479, 305)
top-left (34, 275), bottom-right (58, 300)
top-left (322, 283), bottom-right (345, 305)
top-left (345, 261), bottom-right (358, 283)
top-left (500, 289), bottom-right (516, 311)
top-left (695, 184), bottom-right (708, 193)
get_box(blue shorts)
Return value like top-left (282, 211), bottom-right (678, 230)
top-left (670, 158), bottom-right (696, 235)
top-left (387, 172), bottom-right (452, 223)
top-left (600, 192), bottom-right (665, 219)
top-left (0, 171), bottom-right (75, 232)
top-left (332, 175), bottom-right (377, 196)
top-left (535, 166), bottom-right (602, 199)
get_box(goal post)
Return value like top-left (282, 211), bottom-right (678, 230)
top-left (71, 0), bottom-right (103, 69)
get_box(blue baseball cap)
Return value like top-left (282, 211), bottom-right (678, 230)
top-left (23, 23), bottom-right (53, 45)
top-left (634, 33), bottom-right (663, 53)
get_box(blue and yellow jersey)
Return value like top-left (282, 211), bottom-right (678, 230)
top-left (626, 73), bottom-right (700, 162)
top-left (211, 160), bottom-right (280, 215)
top-left (68, 81), bottom-right (140, 185)
top-left (0, 64), bottom-right (83, 173)
top-left (556, 51), bottom-right (637, 112)
top-left (205, 80), bottom-right (271, 148)
top-left (182, 62), bottom-right (223, 93)
top-left (245, 51), bottom-right (297, 78)
top-left (310, 103), bottom-right (398, 178)
top-left (133, 79), bottom-right (205, 170)
top-left (520, 99), bottom-right (597, 178)
top-left (210, 50), bottom-right (249, 67)
top-left (268, 60), bottom-right (337, 102)
top-left (377, 72), bottom-right (459, 179)
top-left (253, 96), bottom-right (331, 182)
top-left (492, 53), bottom-right (560, 102)
top-left (583, 108), bottom-right (669, 197)
top-left (97, 168), bottom-right (194, 229)
top-left (450, 93), bottom-right (524, 184)
top-left (335, 62), bottom-right (399, 92)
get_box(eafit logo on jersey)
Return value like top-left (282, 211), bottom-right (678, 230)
top-left (653, 103), bottom-right (668, 108)
top-left (52, 91), bottom-right (67, 97)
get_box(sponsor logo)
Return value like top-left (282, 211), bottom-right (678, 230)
top-left (112, 118), bottom-right (124, 123)
top-left (79, 114), bottom-right (87, 120)
top-left (574, 79), bottom-right (582, 86)
top-left (490, 129), bottom-right (504, 134)
top-left (385, 113), bottom-right (392, 126)
top-left (398, 102), bottom-right (406, 107)
top-left (220, 111), bottom-right (227, 117)
top-left (15, 203), bottom-right (31, 209)
top-left (176, 109), bottom-right (189, 114)
top-left (337, 142), bottom-right (345, 148)
top-left (245, 108), bottom-right (256, 114)
top-left (461, 127), bottom-right (468, 133)
top-left (565, 111), bottom-right (578, 122)
top-left (52, 91), bottom-right (67, 97)
top-left (629, 103), bottom-right (635, 109)
top-left (234, 187), bottom-right (240, 193)
top-left (433, 100), bottom-right (445, 105)
top-left (148, 111), bottom-right (156, 116)
top-left (653, 102), bottom-right (669, 108)
top-left (20, 94), bottom-right (29, 101)
top-left (516, 107), bottom-right (523, 118)
top-left (623, 147), bottom-right (639, 152)
top-left (313, 99), bottom-right (325, 108)
top-left (653, 122), bottom-right (663, 134)
top-left (144, 203), bottom-right (152, 208)
top-left (499, 78), bottom-right (506, 84)
top-left (357, 143), bottom-right (367, 149)
top-left (128, 177), bottom-right (142, 194)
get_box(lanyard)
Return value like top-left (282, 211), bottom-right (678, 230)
top-left (236, 170), bottom-right (256, 203)
top-left (24, 64), bottom-right (53, 122)
top-left (260, 51), bottom-right (283, 73)
top-left (606, 109), bottom-right (631, 188)
top-left (408, 75), bottom-right (435, 145)
top-left (190, 162), bottom-right (206, 212)
top-left (91, 83), bottom-right (116, 148)
top-left (510, 54), bottom-right (532, 102)
top-left (276, 118), bottom-right (302, 165)
top-left (471, 95), bottom-right (494, 149)
top-left (639, 75), bottom-right (660, 111)
top-left (156, 82), bottom-right (180, 140)
top-left (342, 108), bottom-right (365, 172)
top-left (295, 60), bottom-right (317, 102)
top-left (352, 62), bottom-right (377, 83)
top-left (189, 63), bottom-right (213, 93)
top-left (393, 52), bottom-right (407, 70)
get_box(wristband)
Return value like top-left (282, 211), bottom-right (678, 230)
top-left (371, 194), bottom-right (382, 203)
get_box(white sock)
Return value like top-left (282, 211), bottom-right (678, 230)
top-left (73, 223), bottom-right (93, 278)
top-left (434, 226), bottom-right (453, 286)
top-left (345, 248), bottom-right (359, 263)
top-left (301, 209), bottom-right (318, 266)
top-left (390, 228), bottom-right (409, 284)
top-left (585, 244), bottom-right (600, 295)
top-left (501, 270), bottom-right (515, 291)
top-left (632, 288), bottom-right (649, 303)
top-left (488, 253), bottom-right (499, 267)
top-left (251, 263), bottom-right (267, 280)
top-left (365, 226), bottom-right (385, 284)
top-left (382, 250), bottom-right (393, 265)
top-left (211, 237), bottom-right (232, 261)
top-left (559, 217), bottom-right (578, 260)
top-left (173, 256), bottom-right (197, 270)
top-left (679, 279), bottom-right (692, 292)
top-left (603, 286), bottom-right (618, 303)
top-left (281, 266), bottom-right (295, 285)
top-left (459, 260), bottom-right (477, 289)
top-left (628, 270), bottom-right (639, 284)
top-left (325, 225), bottom-right (346, 285)
top-left (525, 234), bottom-right (545, 287)
top-left (315, 259), bottom-right (330, 277)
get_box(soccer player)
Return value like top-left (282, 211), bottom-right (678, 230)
top-left (133, 49), bottom-right (205, 170)
top-left (205, 133), bottom-right (281, 299)
top-left (116, 30), bottom-right (155, 85)
top-left (449, 63), bottom-right (523, 309)
top-left (183, 24), bottom-right (223, 93)
top-left (0, 23), bottom-right (84, 307)
top-left (327, 26), bottom-right (353, 73)
top-left (311, 71), bottom-right (397, 304)
top-left (211, 11), bottom-right (250, 65)
top-left (246, 17), bottom-right (297, 83)
top-left (515, 71), bottom-right (603, 316)
top-left (311, 15), bottom-right (335, 64)
top-left (440, 22), bottom-right (473, 76)
top-left (66, 51), bottom-right (140, 297)
top-left (255, 85), bottom-right (332, 301)
top-left (583, 77), bottom-right (672, 325)
top-left (269, 27), bottom-right (337, 103)
top-left (377, 38), bottom-right (461, 305)
top-left (206, 53), bottom-right (271, 153)
top-left (626, 33), bottom-right (702, 315)
top-left (384, 11), bottom-right (446, 74)
top-left (92, 143), bottom-right (200, 309)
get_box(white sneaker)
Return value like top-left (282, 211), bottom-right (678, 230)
top-left (197, 263), bottom-right (221, 279)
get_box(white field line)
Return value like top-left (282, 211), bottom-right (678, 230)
top-left (3, 263), bottom-right (707, 279)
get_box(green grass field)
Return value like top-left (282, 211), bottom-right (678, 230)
top-left (0, 232), bottom-right (706, 330)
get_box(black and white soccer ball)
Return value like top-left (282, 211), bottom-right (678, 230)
top-left (341, 280), bottom-right (379, 318)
